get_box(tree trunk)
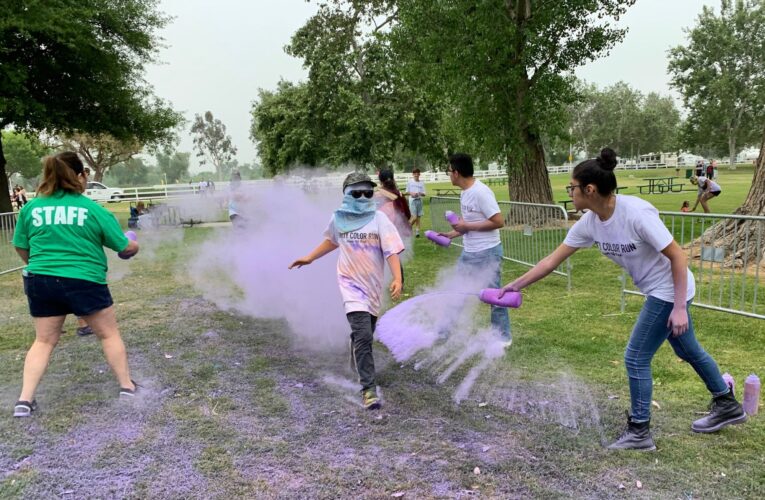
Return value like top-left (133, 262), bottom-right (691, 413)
top-left (506, 129), bottom-right (554, 205)
top-left (728, 134), bottom-right (736, 167)
top-left (0, 134), bottom-right (13, 213)
top-left (691, 124), bottom-right (765, 269)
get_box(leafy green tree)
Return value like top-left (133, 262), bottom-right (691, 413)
top-left (110, 157), bottom-right (150, 187)
top-left (565, 81), bottom-right (680, 162)
top-left (2, 131), bottom-right (48, 181)
top-left (280, 0), bottom-right (443, 172)
top-left (156, 151), bottom-right (191, 184)
top-left (0, 0), bottom-right (181, 211)
top-left (669, 0), bottom-right (765, 166)
top-left (191, 111), bottom-right (237, 181)
top-left (250, 81), bottom-right (327, 175)
top-left (393, 0), bottom-right (636, 203)
top-left (58, 133), bottom-right (145, 182)
top-left (638, 92), bottom-right (681, 155)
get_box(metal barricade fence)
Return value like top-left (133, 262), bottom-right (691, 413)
top-left (429, 197), bottom-right (572, 289)
top-left (621, 211), bottom-right (765, 319)
top-left (1, 211), bottom-right (22, 275)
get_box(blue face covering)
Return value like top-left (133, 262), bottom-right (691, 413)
top-left (334, 193), bottom-right (377, 233)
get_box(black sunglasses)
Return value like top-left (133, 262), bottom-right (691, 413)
top-left (349, 189), bottom-right (374, 199)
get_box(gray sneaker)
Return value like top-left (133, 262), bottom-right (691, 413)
top-left (692, 391), bottom-right (747, 433)
top-left (13, 400), bottom-right (37, 418)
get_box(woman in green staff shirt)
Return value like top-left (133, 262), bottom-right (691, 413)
top-left (12, 152), bottom-right (140, 417)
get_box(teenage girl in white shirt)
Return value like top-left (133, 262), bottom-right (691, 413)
top-left (498, 148), bottom-right (745, 451)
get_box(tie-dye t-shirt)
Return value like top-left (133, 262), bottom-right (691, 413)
top-left (324, 211), bottom-right (405, 316)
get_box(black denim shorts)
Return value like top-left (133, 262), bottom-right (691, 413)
top-left (22, 271), bottom-right (113, 317)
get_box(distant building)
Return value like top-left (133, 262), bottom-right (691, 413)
top-left (639, 152), bottom-right (678, 167)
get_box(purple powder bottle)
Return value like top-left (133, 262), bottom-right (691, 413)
top-left (445, 210), bottom-right (459, 224)
top-left (743, 374), bottom-right (760, 416)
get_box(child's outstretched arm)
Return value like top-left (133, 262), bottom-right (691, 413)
top-left (289, 239), bottom-right (338, 269)
top-left (386, 253), bottom-right (403, 300)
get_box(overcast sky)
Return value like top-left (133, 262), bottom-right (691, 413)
top-left (144, 0), bottom-right (718, 172)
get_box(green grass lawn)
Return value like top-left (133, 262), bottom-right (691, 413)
top-left (0, 170), bottom-right (763, 497)
top-left (429, 164), bottom-right (756, 215)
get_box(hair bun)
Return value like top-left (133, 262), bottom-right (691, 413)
top-left (597, 148), bottom-right (617, 171)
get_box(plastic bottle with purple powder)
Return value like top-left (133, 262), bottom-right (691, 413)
top-left (743, 374), bottom-right (760, 416)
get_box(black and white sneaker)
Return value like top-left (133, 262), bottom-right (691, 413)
top-left (119, 380), bottom-right (139, 398)
top-left (13, 400), bottom-right (37, 418)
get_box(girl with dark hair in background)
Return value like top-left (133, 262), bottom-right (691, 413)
top-left (375, 169), bottom-right (411, 284)
top-left (498, 148), bottom-right (746, 451)
top-left (374, 169), bottom-right (412, 239)
top-left (12, 152), bottom-right (140, 417)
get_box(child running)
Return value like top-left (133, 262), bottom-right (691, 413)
top-left (289, 172), bottom-right (404, 409)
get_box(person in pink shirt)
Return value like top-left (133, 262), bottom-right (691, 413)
top-left (289, 172), bottom-right (404, 410)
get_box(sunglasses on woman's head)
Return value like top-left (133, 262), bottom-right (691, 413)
top-left (349, 190), bottom-right (374, 199)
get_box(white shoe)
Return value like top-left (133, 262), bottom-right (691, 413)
top-left (501, 338), bottom-right (513, 349)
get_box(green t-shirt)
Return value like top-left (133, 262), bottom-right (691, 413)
top-left (12, 191), bottom-right (129, 284)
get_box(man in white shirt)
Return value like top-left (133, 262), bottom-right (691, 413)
top-left (406, 168), bottom-right (426, 237)
top-left (440, 153), bottom-right (511, 346)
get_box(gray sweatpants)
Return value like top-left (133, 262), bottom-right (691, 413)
top-left (347, 311), bottom-right (377, 391)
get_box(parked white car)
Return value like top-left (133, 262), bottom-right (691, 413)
top-left (85, 181), bottom-right (124, 202)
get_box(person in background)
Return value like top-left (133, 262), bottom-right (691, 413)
top-left (375, 169), bottom-right (412, 284)
top-left (228, 170), bottom-right (246, 229)
top-left (11, 151), bottom-right (139, 417)
top-left (680, 201), bottom-right (691, 213)
top-left (498, 148), bottom-right (745, 451)
top-left (406, 169), bottom-right (426, 237)
top-left (689, 175), bottom-right (722, 213)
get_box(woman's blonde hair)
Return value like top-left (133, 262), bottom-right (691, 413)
top-left (36, 152), bottom-right (86, 196)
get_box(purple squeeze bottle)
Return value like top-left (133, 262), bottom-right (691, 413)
top-left (425, 230), bottom-right (451, 247)
top-left (478, 288), bottom-right (522, 308)
top-left (743, 374), bottom-right (760, 416)
top-left (445, 210), bottom-right (459, 224)
top-left (119, 231), bottom-right (137, 260)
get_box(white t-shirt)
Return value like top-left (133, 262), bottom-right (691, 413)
top-left (563, 195), bottom-right (695, 303)
top-left (460, 180), bottom-right (501, 253)
top-left (407, 179), bottom-right (426, 198)
top-left (696, 176), bottom-right (721, 196)
top-left (324, 211), bottom-right (405, 316)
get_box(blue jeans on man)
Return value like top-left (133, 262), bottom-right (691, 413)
top-left (457, 243), bottom-right (511, 341)
top-left (626, 296), bottom-right (728, 422)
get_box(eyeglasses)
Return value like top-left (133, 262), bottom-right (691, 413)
top-left (349, 190), bottom-right (374, 199)
top-left (565, 184), bottom-right (583, 196)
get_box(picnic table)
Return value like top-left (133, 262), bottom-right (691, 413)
top-left (558, 199), bottom-right (575, 212)
top-left (637, 176), bottom-right (682, 194)
top-left (434, 188), bottom-right (460, 196)
top-left (484, 177), bottom-right (507, 186)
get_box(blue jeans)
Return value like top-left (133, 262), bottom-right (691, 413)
top-left (626, 296), bottom-right (728, 422)
top-left (457, 243), bottom-right (511, 340)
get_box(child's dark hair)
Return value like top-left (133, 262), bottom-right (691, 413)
top-left (572, 148), bottom-right (618, 196)
top-left (448, 153), bottom-right (473, 177)
top-left (378, 169), bottom-right (397, 191)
